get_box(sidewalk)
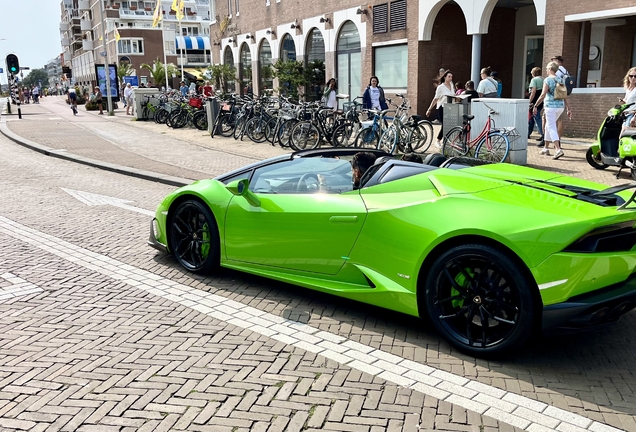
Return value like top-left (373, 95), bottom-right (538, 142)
top-left (0, 96), bottom-right (628, 188)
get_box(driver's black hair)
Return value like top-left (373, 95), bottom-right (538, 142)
top-left (352, 152), bottom-right (378, 175)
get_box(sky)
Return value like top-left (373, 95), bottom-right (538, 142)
top-left (0, 0), bottom-right (63, 84)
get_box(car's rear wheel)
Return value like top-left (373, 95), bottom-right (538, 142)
top-left (168, 199), bottom-right (220, 274)
top-left (424, 244), bottom-right (536, 356)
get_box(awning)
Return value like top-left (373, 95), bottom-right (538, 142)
top-left (176, 36), bottom-right (210, 50)
top-left (183, 68), bottom-right (205, 81)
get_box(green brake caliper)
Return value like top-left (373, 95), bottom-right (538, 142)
top-left (201, 222), bottom-right (210, 258)
top-left (451, 269), bottom-right (474, 309)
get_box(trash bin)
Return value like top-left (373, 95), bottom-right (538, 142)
top-left (442, 94), bottom-right (471, 138)
top-left (470, 98), bottom-right (528, 165)
top-left (207, 98), bottom-right (220, 136)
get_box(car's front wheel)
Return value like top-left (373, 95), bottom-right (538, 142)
top-left (168, 199), bottom-right (220, 274)
top-left (424, 244), bottom-right (536, 356)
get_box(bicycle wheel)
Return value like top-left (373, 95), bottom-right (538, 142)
top-left (265, 117), bottom-right (278, 143)
top-left (277, 119), bottom-right (298, 148)
top-left (154, 108), bottom-right (168, 124)
top-left (192, 111), bottom-right (208, 131)
top-left (290, 122), bottom-right (320, 151)
top-left (475, 131), bottom-right (510, 163)
top-left (246, 118), bottom-right (267, 143)
top-left (355, 128), bottom-right (380, 149)
top-left (378, 127), bottom-right (398, 154)
top-left (408, 120), bottom-right (434, 154)
top-left (217, 114), bottom-right (235, 137)
top-left (442, 126), bottom-right (468, 158)
top-left (233, 117), bottom-right (246, 140)
top-left (331, 123), bottom-right (356, 147)
top-left (171, 111), bottom-right (188, 129)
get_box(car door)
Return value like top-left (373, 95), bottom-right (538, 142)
top-left (224, 157), bottom-right (367, 275)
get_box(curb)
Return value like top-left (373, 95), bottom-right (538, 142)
top-left (0, 119), bottom-right (191, 188)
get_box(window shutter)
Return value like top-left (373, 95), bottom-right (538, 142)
top-left (390, 0), bottom-right (406, 31)
top-left (373, 3), bottom-right (388, 34)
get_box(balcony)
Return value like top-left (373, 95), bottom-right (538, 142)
top-left (80, 19), bottom-right (92, 31)
top-left (60, 22), bottom-right (70, 31)
top-left (79, 0), bottom-right (90, 11)
top-left (82, 40), bottom-right (94, 50)
top-left (61, 38), bottom-right (71, 46)
top-left (195, 0), bottom-right (209, 4)
top-left (120, 8), bottom-right (153, 18)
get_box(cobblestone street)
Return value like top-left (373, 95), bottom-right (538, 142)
top-left (0, 97), bottom-right (635, 432)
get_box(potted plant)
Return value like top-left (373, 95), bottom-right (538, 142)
top-left (112, 3), bottom-right (120, 8)
top-left (144, 6), bottom-right (151, 11)
top-left (130, 5), bottom-right (137, 10)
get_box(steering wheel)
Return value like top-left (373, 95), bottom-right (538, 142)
top-left (296, 173), bottom-right (320, 192)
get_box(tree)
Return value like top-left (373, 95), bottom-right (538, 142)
top-left (117, 62), bottom-right (134, 87)
top-left (270, 59), bottom-right (311, 99)
top-left (21, 69), bottom-right (48, 89)
top-left (140, 58), bottom-right (178, 88)
top-left (207, 64), bottom-right (236, 94)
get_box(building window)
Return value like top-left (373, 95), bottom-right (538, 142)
top-left (390, 0), bottom-right (406, 31)
top-left (118, 39), bottom-right (144, 54)
top-left (165, 40), bottom-right (176, 55)
top-left (374, 44), bottom-right (407, 88)
top-left (373, 3), bottom-right (388, 34)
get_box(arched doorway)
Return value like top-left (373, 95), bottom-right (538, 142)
top-left (336, 21), bottom-right (361, 104)
top-left (239, 43), bottom-right (252, 96)
top-left (258, 40), bottom-right (273, 95)
top-left (305, 28), bottom-right (325, 101)
top-left (223, 47), bottom-right (236, 92)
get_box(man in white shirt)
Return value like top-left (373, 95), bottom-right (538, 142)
top-left (124, 83), bottom-right (135, 115)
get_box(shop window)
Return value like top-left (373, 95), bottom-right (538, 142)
top-left (374, 44), bottom-right (407, 88)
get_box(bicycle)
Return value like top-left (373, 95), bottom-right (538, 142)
top-left (442, 102), bottom-right (510, 163)
top-left (377, 95), bottom-right (434, 155)
top-left (354, 107), bottom-right (390, 149)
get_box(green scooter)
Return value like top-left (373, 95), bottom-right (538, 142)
top-left (587, 102), bottom-right (636, 179)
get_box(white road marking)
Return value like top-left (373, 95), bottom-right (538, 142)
top-left (0, 271), bottom-right (44, 300)
top-left (0, 215), bottom-right (622, 432)
top-left (62, 188), bottom-right (155, 216)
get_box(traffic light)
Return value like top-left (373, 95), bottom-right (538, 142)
top-left (6, 54), bottom-right (19, 75)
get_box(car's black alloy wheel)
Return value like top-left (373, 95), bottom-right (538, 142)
top-left (425, 244), bottom-right (536, 355)
top-left (169, 199), bottom-right (219, 273)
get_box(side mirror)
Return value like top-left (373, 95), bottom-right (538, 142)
top-left (226, 178), bottom-right (261, 207)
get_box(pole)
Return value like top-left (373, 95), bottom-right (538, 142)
top-left (179, 21), bottom-right (184, 81)
top-left (98, 0), bottom-right (114, 116)
top-left (471, 34), bottom-right (482, 85)
top-left (161, 6), bottom-right (169, 90)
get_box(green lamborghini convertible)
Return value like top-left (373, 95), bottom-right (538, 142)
top-left (149, 148), bottom-right (636, 355)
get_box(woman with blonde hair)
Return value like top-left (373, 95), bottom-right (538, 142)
top-left (621, 67), bottom-right (636, 131)
top-left (532, 61), bottom-right (571, 160)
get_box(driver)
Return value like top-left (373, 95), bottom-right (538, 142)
top-left (351, 152), bottom-right (378, 189)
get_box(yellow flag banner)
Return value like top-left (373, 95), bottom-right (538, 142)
top-left (152, 1), bottom-right (162, 27)
top-left (176, 0), bottom-right (185, 20)
top-left (114, 27), bottom-right (121, 42)
top-left (171, 0), bottom-right (179, 13)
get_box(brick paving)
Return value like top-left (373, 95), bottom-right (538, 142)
top-left (0, 98), bottom-right (635, 431)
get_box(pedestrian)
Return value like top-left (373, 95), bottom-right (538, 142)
top-left (528, 67), bottom-right (544, 144)
top-left (322, 78), bottom-right (338, 111)
top-left (551, 55), bottom-right (571, 139)
top-left (124, 82), bottom-right (134, 115)
top-left (477, 67), bottom-right (499, 98)
top-left (426, 69), bottom-right (455, 148)
top-left (490, 71), bottom-right (502, 97)
top-left (620, 67), bottom-right (636, 133)
top-left (362, 76), bottom-right (388, 114)
top-left (463, 81), bottom-right (479, 102)
top-left (202, 80), bottom-right (214, 97)
top-left (180, 81), bottom-right (189, 97)
top-left (94, 86), bottom-right (104, 114)
top-left (455, 81), bottom-right (465, 96)
top-left (32, 86), bottom-right (40, 104)
top-left (533, 61), bottom-right (571, 160)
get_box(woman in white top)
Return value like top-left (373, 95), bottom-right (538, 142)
top-left (622, 67), bottom-right (636, 132)
top-left (323, 78), bottom-right (338, 111)
top-left (426, 70), bottom-right (455, 147)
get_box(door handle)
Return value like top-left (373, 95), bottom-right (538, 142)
top-left (329, 216), bottom-right (358, 223)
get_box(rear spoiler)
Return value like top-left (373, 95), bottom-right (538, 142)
top-left (591, 183), bottom-right (636, 210)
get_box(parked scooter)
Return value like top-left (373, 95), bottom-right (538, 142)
top-left (587, 102), bottom-right (636, 179)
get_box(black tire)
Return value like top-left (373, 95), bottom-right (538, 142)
top-left (265, 117), bottom-right (278, 143)
top-left (290, 122), bottom-right (320, 150)
top-left (154, 108), bottom-right (168, 124)
top-left (246, 117), bottom-right (267, 143)
top-left (171, 111), bottom-right (188, 129)
top-left (408, 120), bottom-right (434, 154)
top-left (216, 114), bottom-right (235, 137)
top-left (586, 147), bottom-right (609, 170)
top-left (331, 123), bottom-right (355, 147)
top-left (277, 119), bottom-right (297, 148)
top-left (424, 244), bottom-right (537, 356)
top-left (233, 117), bottom-right (246, 140)
top-left (168, 199), bottom-right (220, 274)
top-left (378, 127), bottom-right (398, 154)
top-left (475, 132), bottom-right (510, 163)
top-left (442, 127), bottom-right (468, 158)
top-left (192, 111), bottom-right (208, 131)
top-left (355, 128), bottom-right (380, 149)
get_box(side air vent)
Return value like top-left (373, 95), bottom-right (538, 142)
top-left (564, 222), bottom-right (636, 253)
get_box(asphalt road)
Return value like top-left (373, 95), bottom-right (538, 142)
top-left (0, 98), bottom-right (634, 432)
